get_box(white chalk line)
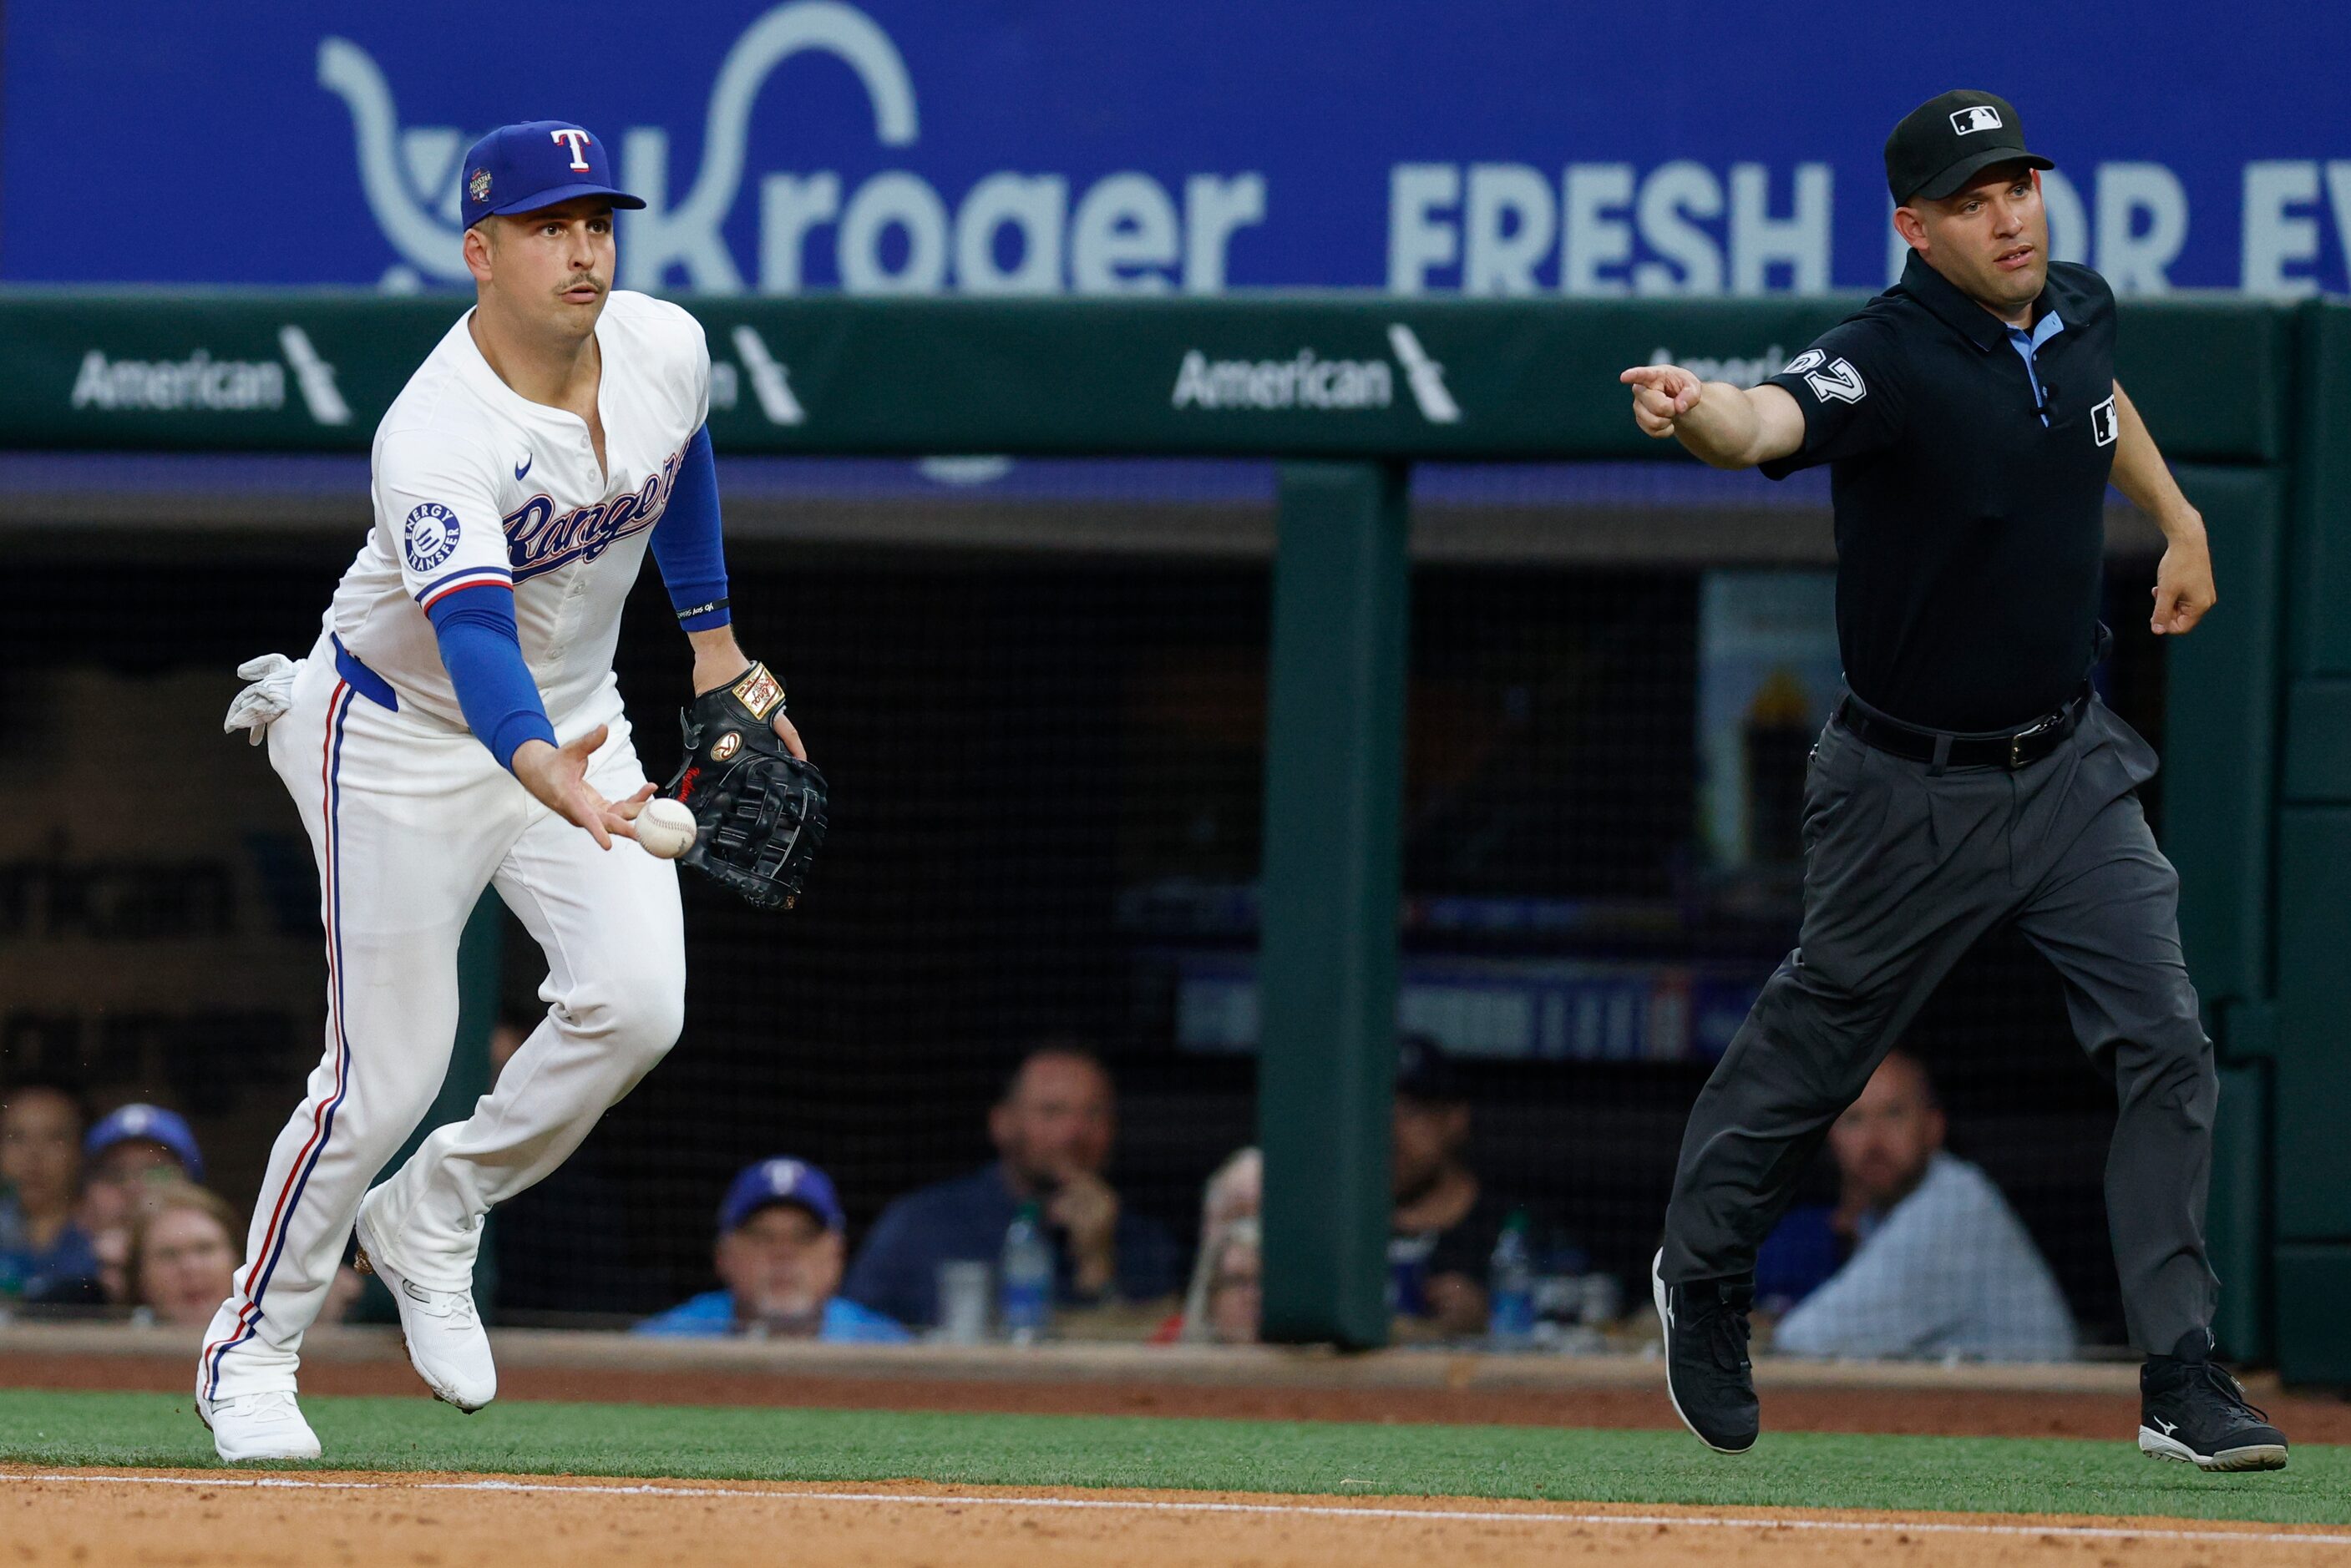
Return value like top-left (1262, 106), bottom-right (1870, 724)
top-left (5, 1470), bottom-right (2348, 1548)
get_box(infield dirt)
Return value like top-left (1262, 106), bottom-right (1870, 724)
top-left (8, 1468), bottom-right (2351, 1568)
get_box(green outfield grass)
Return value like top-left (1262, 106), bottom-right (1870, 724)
top-left (0, 1388), bottom-right (2342, 1525)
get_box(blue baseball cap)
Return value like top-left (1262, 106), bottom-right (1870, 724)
top-left (460, 119), bottom-right (646, 229)
top-left (719, 1157), bottom-right (844, 1235)
top-left (84, 1103), bottom-right (204, 1184)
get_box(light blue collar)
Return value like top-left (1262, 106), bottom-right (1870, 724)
top-left (2008, 311), bottom-right (2065, 353)
top-left (2007, 310), bottom-right (2065, 422)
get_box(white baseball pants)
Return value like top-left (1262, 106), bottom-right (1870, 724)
top-left (200, 632), bottom-right (683, 1400)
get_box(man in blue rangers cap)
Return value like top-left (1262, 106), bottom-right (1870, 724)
top-left (637, 1159), bottom-right (910, 1342)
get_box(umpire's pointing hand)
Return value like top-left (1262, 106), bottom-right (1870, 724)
top-left (1620, 364), bottom-right (1705, 438)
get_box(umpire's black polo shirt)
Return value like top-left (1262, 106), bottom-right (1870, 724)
top-left (1761, 251), bottom-right (2119, 732)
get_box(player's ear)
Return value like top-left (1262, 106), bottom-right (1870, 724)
top-left (463, 221), bottom-right (496, 286)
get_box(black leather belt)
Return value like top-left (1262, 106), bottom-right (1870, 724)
top-left (1835, 690), bottom-right (2089, 771)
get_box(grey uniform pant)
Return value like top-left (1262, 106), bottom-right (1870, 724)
top-left (1660, 699), bottom-right (2218, 1354)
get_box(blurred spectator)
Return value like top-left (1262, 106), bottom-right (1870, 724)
top-left (1388, 1035), bottom-right (1528, 1338)
top-left (844, 1042), bottom-right (1183, 1328)
top-left (1160, 1146), bottom-right (1262, 1344)
top-left (638, 1158), bottom-right (910, 1342)
top-left (1767, 1050), bottom-right (2076, 1362)
top-left (483, 1009), bottom-right (645, 1317)
top-left (74, 1103), bottom-right (205, 1305)
top-left (1, 1084), bottom-right (100, 1302)
top-left (1198, 1219), bottom-right (1262, 1345)
top-left (124, 1183), bottom-right (241, 1328)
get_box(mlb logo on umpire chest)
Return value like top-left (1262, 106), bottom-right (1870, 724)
top-left (1950, 106), bottom-right (2004, 134)
top-left (2090, 396), bottom-right (2120, 446)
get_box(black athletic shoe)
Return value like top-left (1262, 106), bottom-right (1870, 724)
top-left (2139, 1329), bottom-right (2288, 1472)
top-left (1652, 1249), bottom-right (1758, 1454)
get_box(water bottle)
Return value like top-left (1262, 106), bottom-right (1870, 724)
top-left (999, 1200), bottom-right (1053, 1345)
top-left (1487, 1208), bottom-right (1536, 1351)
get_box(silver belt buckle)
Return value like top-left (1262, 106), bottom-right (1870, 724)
top-left (2008, 715), bottom-right (2055, 768)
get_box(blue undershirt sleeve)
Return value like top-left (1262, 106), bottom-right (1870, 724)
top-left (425, 583), bottom-right (558, 771)
top-left (651, 424), bottom-right (731, 631)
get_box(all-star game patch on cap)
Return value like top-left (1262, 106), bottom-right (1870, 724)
top-left (1884, 90), bottom-right (2055, 205)
top-left (460, 119), bottom-right (646, 229)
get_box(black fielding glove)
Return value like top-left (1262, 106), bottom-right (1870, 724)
top-left (660, 661), bottom-right (827, 910)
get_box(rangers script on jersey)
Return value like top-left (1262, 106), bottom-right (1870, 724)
top-left (328, 288), bottom-right (711, 734)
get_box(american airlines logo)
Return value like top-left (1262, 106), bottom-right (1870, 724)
top-left (727, 326), bottom-right (804, 425)
top-left (68, 326), bottom-right (352, 424)
top-left (1170, 325), bottom-right (1461, 422)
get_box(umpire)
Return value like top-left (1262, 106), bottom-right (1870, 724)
top-left (1624, 90), bottom-right (2287, 1473)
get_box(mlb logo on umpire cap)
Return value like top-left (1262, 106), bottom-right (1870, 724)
top-left (459, 119), bottom-right (646, 229)
top-left (1886, 90), bottom-right (2051, 203)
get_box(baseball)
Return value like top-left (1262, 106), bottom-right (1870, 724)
top-left (634, 797), bottom-right (697, 859)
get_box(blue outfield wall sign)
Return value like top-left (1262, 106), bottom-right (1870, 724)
top-left (4, 2), bottom-right (2349, 298)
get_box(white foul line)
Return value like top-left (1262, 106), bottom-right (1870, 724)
top-left (4, 1471), bottom-right (2348, 1549)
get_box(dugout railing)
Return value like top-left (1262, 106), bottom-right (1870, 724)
top-left (3, 291), bottom-right (2344, 1377)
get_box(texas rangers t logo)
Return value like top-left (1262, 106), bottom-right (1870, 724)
top-left (550, 129), bottom-right (593, 170)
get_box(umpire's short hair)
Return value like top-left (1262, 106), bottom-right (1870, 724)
top-left (998, 1037), bottom-right (1112, 1105)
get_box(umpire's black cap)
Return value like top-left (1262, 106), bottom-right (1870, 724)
top-left (1886, 89), bottom-right (2055, 205)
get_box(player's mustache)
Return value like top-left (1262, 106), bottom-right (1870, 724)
top-left (559, 272), bottom-right (608, 297)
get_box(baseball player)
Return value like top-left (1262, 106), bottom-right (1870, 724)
top-left (195, 120), bottom-right (808, 1462)
top-left (1629, 91), bottom-right (2288, 1471)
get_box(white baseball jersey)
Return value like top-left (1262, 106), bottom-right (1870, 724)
top-left (327, 289), bottom-right (711, 732)
top-left (203, 289), bottom-right (710, 1408)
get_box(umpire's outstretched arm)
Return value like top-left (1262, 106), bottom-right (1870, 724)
top-left (1619, 364), bottom-right (1806, 470)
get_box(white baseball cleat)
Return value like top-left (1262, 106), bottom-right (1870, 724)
top-left (197, 1390), bottom-right (322, 1463)
top-left (353, 1198), bottom-right (496, 1414)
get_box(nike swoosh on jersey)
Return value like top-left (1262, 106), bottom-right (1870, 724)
top-left (514, 453), bottom-right (533, 481)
